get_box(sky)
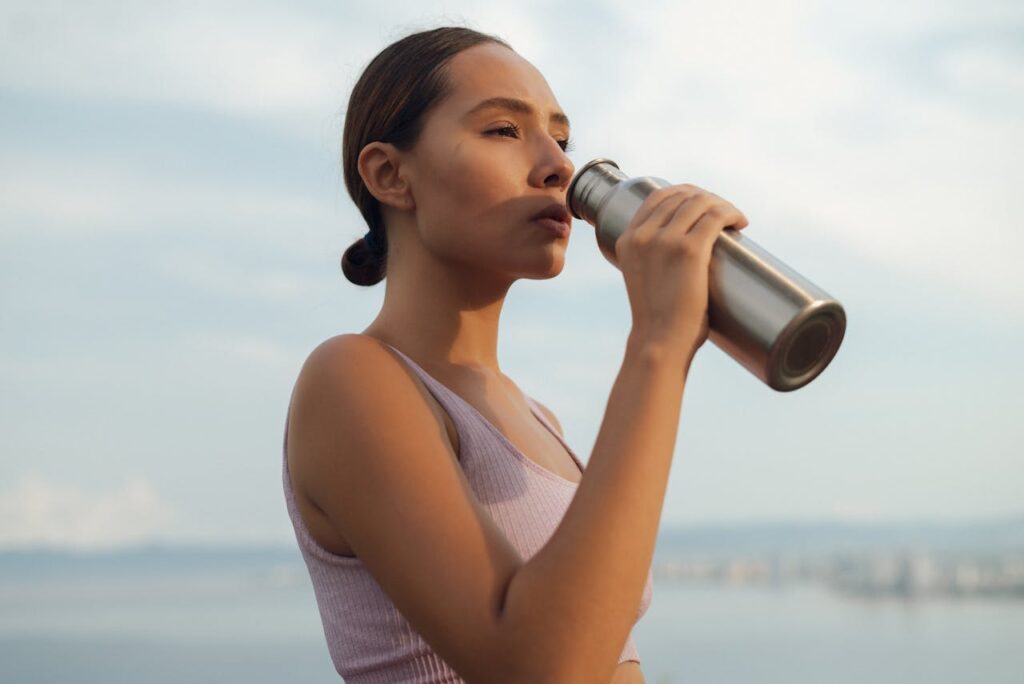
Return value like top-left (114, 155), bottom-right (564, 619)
top-left (0, 0), bottom-right (1021, 550)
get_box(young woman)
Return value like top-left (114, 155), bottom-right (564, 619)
top-left (282, 25), bottom-right (749, 683)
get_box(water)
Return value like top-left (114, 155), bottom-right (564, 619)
top-left (1, 549), bottom-right (1021, 683)
top-left (634, 582), bottom-right (1023, 683)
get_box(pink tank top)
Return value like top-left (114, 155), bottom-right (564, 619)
top-left (282, 342), bottom-right (653, 682)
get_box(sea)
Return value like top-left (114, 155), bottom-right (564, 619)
top-left (0, 544), bottom-right (1021, 683)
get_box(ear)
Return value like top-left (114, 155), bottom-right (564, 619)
top-left (357, 141), bottom-right (416, 211)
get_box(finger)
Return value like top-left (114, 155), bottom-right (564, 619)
top-left (661, 193), bottom-right (719, 235)
top-left (716, 206), bottom-right (747, 233)
top-left (687, 192), bottom-right (748, 231)
top-left (632, 191), bottom-right (691, 239)
top-left (689, 208), bottom-right (740, 254)
top-left (671, 199), bottom-right (747, 237)
top-left (628, 186), bottom-right (698, 232)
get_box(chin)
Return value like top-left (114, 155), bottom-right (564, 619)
top-left (521, 256), bottom-right (566, 281)
top-left (499, 242), bottom-right (568, 281)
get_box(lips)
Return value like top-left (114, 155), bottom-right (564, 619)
top-left (530, 202), bottom-right (572, 229)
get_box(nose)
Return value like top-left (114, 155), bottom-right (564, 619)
top-left (530, 138), bottom-right (575, 191)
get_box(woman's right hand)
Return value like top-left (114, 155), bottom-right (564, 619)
top-left (614, 184), bottom-right (749, 365)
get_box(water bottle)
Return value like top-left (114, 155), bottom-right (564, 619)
top-left (567, 158), bottom-right (846, 392)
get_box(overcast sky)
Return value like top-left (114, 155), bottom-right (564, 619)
top-left (1, 0), bottom-right (1021, 550)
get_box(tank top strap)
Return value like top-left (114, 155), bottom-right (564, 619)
top-left (380, 342), bottom-right (487, 455)
top-left (522, 395), bottom-right (556, 434)
top-left (381, 343), bottom-right (448, 398)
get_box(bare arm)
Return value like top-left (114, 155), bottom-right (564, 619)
top-left (498, 332), bottom-right (688, 682)
top-left (497, 183), bottom-right (749, 682)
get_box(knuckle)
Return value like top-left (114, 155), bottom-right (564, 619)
top-left (691, 193), bottom-right (715, 212)
top-left (628, 231), bottom-right (650, 249)
top-left (696, 193), bottom-right (716, 207)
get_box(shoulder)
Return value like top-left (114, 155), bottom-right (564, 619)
top-left (297, 333), bottom-right (407, 393)
top-left (283, 338), bottom-right (529, 677)
top-left (289, 332), bottom-right (456, 457)
top-left (305, 332), bottom-right (389, 368)
top-left (293, 333), bottom-right (449, 432)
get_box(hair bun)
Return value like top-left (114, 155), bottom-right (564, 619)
top-left (341, 237), bottom-right (386, 286)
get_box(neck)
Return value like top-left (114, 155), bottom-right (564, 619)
top-left (362, 232), bottom-right (513, 375)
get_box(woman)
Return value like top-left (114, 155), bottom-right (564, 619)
top-left (282, 25), bottom-right (748, 683)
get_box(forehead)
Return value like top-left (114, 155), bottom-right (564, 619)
top-left (442, 43), bottom-right (567, 124)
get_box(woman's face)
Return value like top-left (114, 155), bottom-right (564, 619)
top-left (400, 42), bottom-right (576, 282)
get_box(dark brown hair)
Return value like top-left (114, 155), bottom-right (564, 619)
top-left (340, 26), bottom-right (513, 286)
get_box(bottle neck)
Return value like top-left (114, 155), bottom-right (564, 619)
top-left (568, 160), bottom-right (628, 224)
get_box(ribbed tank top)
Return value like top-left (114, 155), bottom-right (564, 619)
top-left (282, 341), bottom-right (653, 682)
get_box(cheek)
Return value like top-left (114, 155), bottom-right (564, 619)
top-left (417, 148), bottom-right (516, 246)
top-left (446, 147), bottom-right (511, 209)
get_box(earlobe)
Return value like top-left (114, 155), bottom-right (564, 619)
top-left (357, 141), bottom-right (415, 211)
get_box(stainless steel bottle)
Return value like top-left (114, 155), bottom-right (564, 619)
top-left (567, 158), bottom-right (846, 392)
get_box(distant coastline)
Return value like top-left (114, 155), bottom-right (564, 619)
top-left (3, 515), bottom-right (1022, 600)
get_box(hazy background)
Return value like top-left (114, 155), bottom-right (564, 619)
top-left (1, 0), bottom-right (1021, 550)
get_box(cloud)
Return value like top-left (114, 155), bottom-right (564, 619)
top-left (4, 0), bottom-right (1019, 306)
top-left (566, 0), bottom-right (1024, 310)
top-left (831, 499), bottom-right (884, 523)
top-left (942, 41), bottom-right (1024, 93)
top-left (154, 250), bottom-right (325, 304)
top-left (0, 1), bottom-right (363, 143)
top-left (181, 330), bottom-right (294, 367)
top-left (0, 153), bottom-right (337, 245)
top-left (1, 0), bottom-right (1021, 534)
top-left (0, 474), bottom-right (180, 550)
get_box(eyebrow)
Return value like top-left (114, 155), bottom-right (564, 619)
top-left (464, 96), bottom-right (571, 129)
